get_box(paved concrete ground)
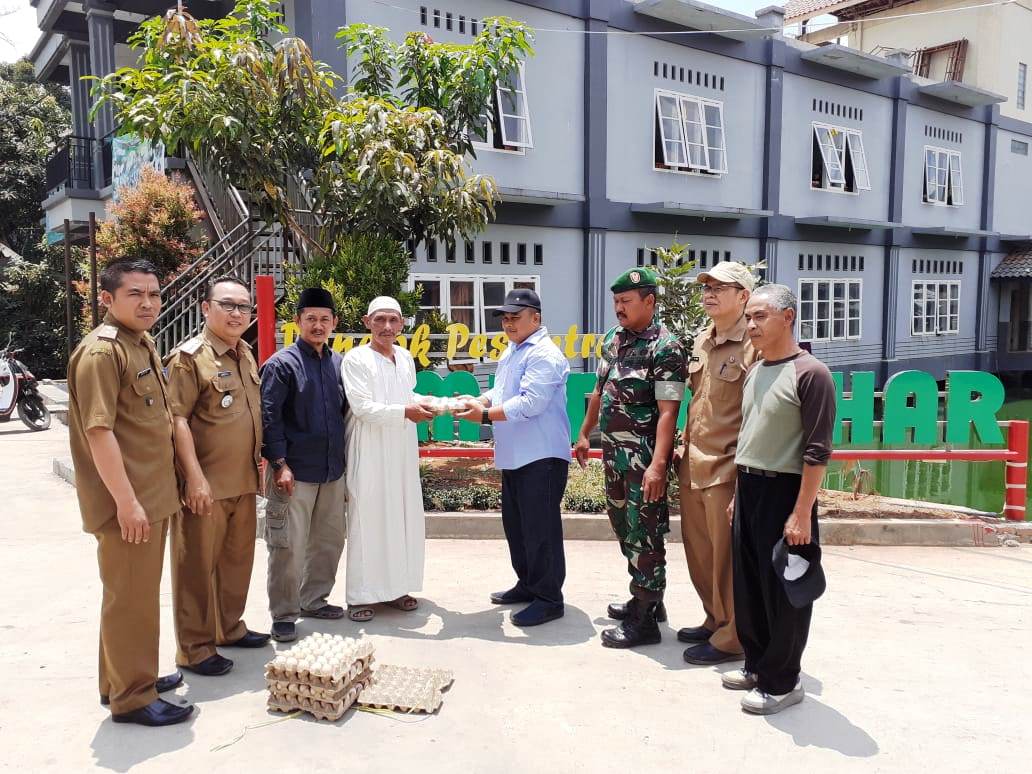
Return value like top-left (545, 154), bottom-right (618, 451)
top-left (2, 422), bottom-right (1030, 773)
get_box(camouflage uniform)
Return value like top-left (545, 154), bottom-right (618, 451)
top-left (596, 319), bottom-right (686, 601)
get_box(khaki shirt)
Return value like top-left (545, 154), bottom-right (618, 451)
top-left (67, 314), bottom-right (179, 533)
top-left (166, 326), bottom-right (262, 500)
top-left (681, 316), bottom-right (757, 490)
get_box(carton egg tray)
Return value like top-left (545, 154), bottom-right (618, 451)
top-left (264, 633), bottom-right (375, 685)
top-left (266, 659), bottom-right (374, 702)
top-left (265, 656), bottom-right (374, 692)
top-left (356, 665), bottom-right (454, 715)
top-left (267, 670), bottom-right (373, 722)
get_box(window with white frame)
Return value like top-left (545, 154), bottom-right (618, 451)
top-left (410, 274), bottom-right (540, 356)
top-left (653, 89), bottom-right (727, 175)
top-left (923, 147), bottom-right (964, 206)
top-left (810, 122), bottom-right (870, 193)
top-left (798, 279), bottom-right (862, 342)
top-left (472, 63), bottom-right (533, 152)
top-left (911, 281), bottom-right (960, 335)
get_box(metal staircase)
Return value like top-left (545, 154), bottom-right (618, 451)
top-left (151, 157), bottom-right (318, 355)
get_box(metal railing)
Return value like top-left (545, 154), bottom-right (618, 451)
top-left (45, 135), bottom-right (94, 192)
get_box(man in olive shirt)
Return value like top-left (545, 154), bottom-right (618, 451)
top-left (166, 277), bottom-right (270, 678)
top-left (677, 262), bottom-right (756, 666)
top-left (66, 258), bottom-right (193, 727)
top-left (727, 284), bottom-right (835, 715)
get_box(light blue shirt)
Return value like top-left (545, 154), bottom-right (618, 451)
top-left (486, 326), bottom-right (572, 470)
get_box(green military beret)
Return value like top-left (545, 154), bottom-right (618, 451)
top-left (611, 266), bottom-right (659, 293)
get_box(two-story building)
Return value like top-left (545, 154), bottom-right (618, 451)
top-left (28, 0), bottom-right (1032, 382)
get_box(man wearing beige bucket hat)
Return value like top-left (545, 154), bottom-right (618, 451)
top-left (676, 261), bottom-right (757, 666)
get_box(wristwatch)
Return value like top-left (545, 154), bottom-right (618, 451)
top-left (481, 409), bottom-right (492, 425)
top-left (269, 458), bottom-right (286, 471)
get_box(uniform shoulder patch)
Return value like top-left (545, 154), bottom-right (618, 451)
top-left (179, 336), bottom-right (204, 356)
top-left (96, 324), bottom-right (118, 341)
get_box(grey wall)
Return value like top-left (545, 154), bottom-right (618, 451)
top-left (410, 224), bottom-right (583, 333)
top-left (779, 74), bottom-right (894, 222)
top-left (894, 248), bottom-right (981, 364)
top-left (774, 239), bottom-right (884, 368)
top-left (901, 106), bottom-right (986, 231)
top-left (992, 128), bottom-right (1032, 236)
top-left (605, 34), bottom-right (767, 208)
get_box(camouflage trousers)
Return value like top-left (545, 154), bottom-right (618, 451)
top-left (603, 461), bottom-right (670, 602)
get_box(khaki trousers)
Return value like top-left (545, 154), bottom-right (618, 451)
top-left (680, 481), bottom-right (742, 654)
top-left (264, 471), bottom-right (347, 622)
top-left (95, 517), bottom-right (169, 715)
top-left (171, 494), bottom-right (257, 665)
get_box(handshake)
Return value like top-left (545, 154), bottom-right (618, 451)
top-left (404, 394), bottom-right (484, 423)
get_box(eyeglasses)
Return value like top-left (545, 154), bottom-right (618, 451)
top-left (701, 283), bottom-right (743, 295)
top-left (212, 300), bottom-right (255, 315)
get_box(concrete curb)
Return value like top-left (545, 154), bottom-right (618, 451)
top-left (52, 456), bottom-right (1032, 547)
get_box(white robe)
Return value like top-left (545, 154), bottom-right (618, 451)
top-left (340, 344), bottom-right (426, 605)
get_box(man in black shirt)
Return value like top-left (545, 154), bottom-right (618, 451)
top-left (260, 288), bottom-right (348, 642)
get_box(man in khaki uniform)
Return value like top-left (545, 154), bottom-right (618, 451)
top-left (677, 261), bottom-right (757, 666)
top-left (66, 258), bottom-right (193, 727)
top-left (166, 277), bottom-right (270, 678)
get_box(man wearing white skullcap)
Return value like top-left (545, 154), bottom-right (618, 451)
top-left (339, 296), bottom-right (433, 621)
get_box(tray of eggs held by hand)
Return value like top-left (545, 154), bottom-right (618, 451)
top-left (417, 395), bottom-right (480, 417)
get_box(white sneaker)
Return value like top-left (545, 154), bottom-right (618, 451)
top-left (740, 682), bottom-right (804, 715)
top-left (721, 669), bottom-right (758, 690)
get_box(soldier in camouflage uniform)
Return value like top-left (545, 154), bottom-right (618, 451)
top-left (575, 267), bottom-right (687, 648)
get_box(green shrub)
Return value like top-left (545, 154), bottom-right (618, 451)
top-left (562, 461), bottom-right (607, 513)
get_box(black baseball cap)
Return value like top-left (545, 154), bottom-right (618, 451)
top-left (772, 538), bottom-right (826, 609)
top-left (493, 288), bottom-right (542, 315)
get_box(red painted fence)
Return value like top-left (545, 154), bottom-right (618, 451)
top-left (420, 421), bottom-right (1030, 522)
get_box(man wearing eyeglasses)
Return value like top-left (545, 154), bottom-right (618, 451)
top-left (165, 276), bottom-right (269, 678)
top-left (676, 262), bottom-right (756, 667)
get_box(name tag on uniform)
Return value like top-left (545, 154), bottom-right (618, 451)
top-left (136, 367), bottom-right (152, 378)
top-left (217, 370), bottom-right (232, 377)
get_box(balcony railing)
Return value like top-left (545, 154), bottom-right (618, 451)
top-left (45, 135), bottom-right (94, 193)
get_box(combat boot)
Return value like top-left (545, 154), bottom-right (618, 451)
top-left (600, 599), bottom-right (662, 648)
top-left (606, 598), bottom-right (667, 623)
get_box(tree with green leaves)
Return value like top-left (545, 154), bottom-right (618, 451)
top-left (0, 60), bottom-right (70, 253)
top-left (93, 0), bottom-right (534, 256)
top-left (0, 60), bottom-right (77, 378)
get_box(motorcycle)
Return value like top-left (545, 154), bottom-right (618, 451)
top-left (0, 333), bottom-right (51, 432)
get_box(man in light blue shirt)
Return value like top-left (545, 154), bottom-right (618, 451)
top-left (457, 288), bottom-right (571, 626)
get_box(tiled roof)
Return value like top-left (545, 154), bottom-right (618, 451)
top-left (784, 0), bottom-right (866, 22)
top-left (992, 250), bottom-right (1032, 279)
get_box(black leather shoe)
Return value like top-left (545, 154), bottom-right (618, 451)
top-left (601, 600), bottom-right (662, 649)
top-left (111, 698), bottom-right (194, 726)
top-left (100, 671), bottom-right (183, 706)
top-left (676, 625), bottom-right (715, 644)
top-left (301, 604), bottom-right (345, 619)
top-left (682, 643), bottom-right (744, 665)
top-left (490, 587), bottom-right (535, 605)
top-left (607, 598), bottom-right (667, 623)
top-left (225, 630), bottom-right (271, 648)
top-left (271, 621), bottom-right (296, 642)
top-left (180, 653), bottom-right (233, 677)
top-left (512, 600), bottom-right (565, 627)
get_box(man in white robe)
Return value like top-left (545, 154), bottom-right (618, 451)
top-left (340, 297), bottom-right (433, 622)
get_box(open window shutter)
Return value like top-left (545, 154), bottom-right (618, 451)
top-left (497, 64), bottom-right (533, 148)
top-left (924, 148), bottom-right (939, 202)
top-left (814, 125), bottom-right (845, 185)
top-left (680, 97), bottom-right (708, 170)
top-left (846, 131), bottom-right (871, 190)
top-left (656, 92), bottom-right (688, 167)
top-left (703, 101), bottom-right (727, 174)
top-left (948, 152), bottom-right (964, 206)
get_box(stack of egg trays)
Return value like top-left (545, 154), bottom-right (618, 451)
top-left (265, 634), bottom-right (376, 722)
